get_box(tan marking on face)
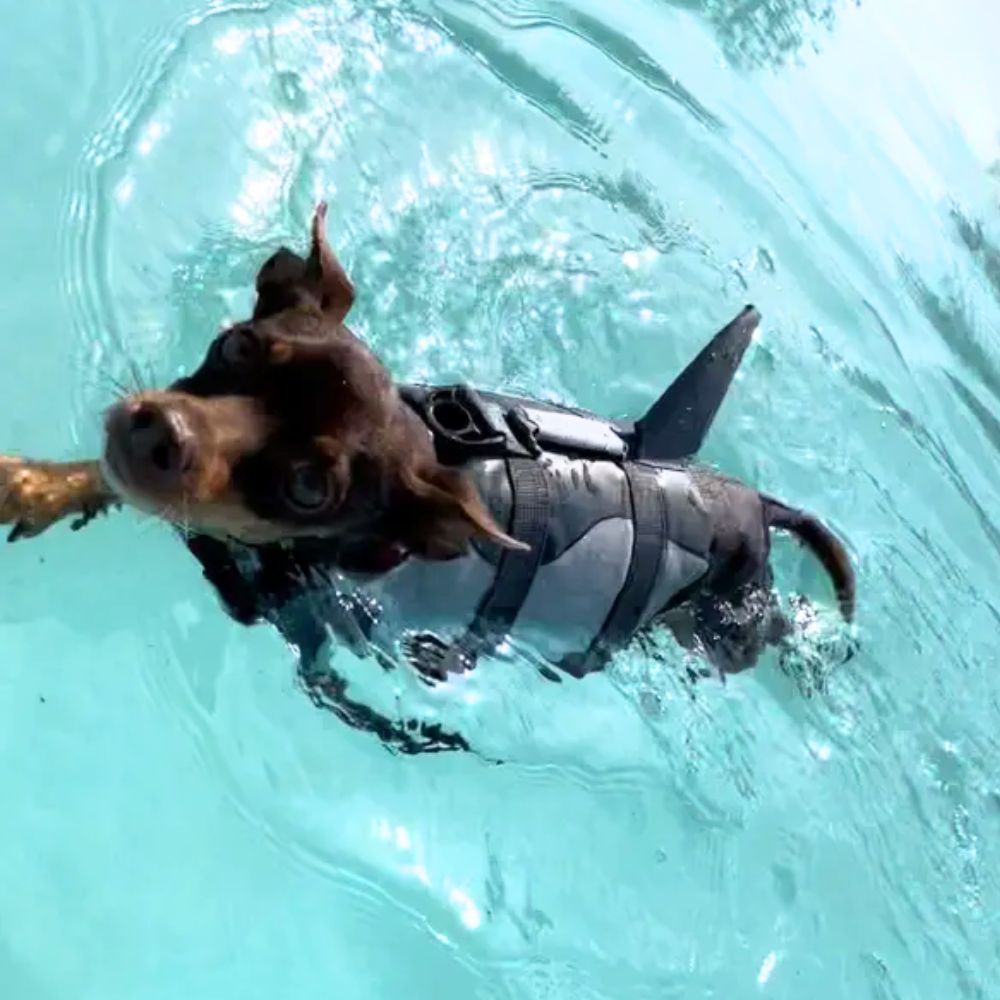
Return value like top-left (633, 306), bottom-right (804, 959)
top-left (103, 390), bottom-right (278, 539)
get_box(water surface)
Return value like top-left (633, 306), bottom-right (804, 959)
top-left (1, 0), bottom-right (998, 997)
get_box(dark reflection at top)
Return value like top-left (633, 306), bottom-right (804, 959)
top-left (951, 206), bottom-right (1000, 306)
top-left (671, 0), bottom-right (860, 69)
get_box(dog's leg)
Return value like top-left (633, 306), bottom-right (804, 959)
top-left (0, 457), bottom-right (118, 541)
top-left (306, 202), bottom-right (355, 321)
top-left (298, 662), bottom-right (473, 755)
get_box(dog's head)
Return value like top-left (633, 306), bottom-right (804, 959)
top-left (102, 204), bottom-right (519, 562)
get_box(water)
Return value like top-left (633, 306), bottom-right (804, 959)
top-left (1, 0), bottom-right (998, 996)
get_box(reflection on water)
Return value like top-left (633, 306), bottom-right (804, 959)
top-left (673, 0), bottom-right (858, 68)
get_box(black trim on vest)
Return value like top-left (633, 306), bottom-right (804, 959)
top-left (476, 458), bottom-right (551, 637)
top-left (400, 384), bottom-right (632, 465)
top-left (561, 464), bottom-right (666, 677)
top-left (427, 458), bottom-right (551, 676)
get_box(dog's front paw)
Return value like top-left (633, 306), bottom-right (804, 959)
top-left (401, 631), bottom-right (476, 684)
top-left (0, 457), bottom-right (115, 542)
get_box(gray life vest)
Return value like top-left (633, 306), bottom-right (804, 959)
top-left (266, 385), bottom-right (714, 680)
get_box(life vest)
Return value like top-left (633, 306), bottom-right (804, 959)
top-left (340, 386), bottom-right (713, 673)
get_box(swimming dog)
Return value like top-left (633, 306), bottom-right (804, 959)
top-left (0, 205), bottom-right (854, 752)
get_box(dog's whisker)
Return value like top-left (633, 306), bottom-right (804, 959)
top-left (103, 378), bottom-right (130, 403)
top-left (129, 512), bottom-right (163, 537)
top-left (175, 496), bottom-right (194, 540)
top-left (123, 357), bottom-right (149, 395)
top-left (100, 360), bottom-right (140, 397)
top-left (80, 369), bottom-right (129, 402)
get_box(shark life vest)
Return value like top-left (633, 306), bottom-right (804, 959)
top-left (183, 306), bottom-right (761, 753)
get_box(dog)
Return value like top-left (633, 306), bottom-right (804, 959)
top-left (0, 204), bottom-right (854, 753)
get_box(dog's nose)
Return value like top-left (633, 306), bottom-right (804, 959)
top-left (121, 401), bottom-right (194, 476)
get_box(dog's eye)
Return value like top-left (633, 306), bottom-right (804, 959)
top-left (217, 327), bottom-right (260, 368)
top-left (283, 462), bottom-right (333, 513)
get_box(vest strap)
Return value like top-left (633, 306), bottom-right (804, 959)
top-left (429, 458), bottom-right (551, 675)
top-left (561, 464), bottom-right (666, 676)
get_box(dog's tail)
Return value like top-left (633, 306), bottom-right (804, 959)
top-left (764, 498), bottom-right (856, 622)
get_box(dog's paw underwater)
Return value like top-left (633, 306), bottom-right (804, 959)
top-left (777, 594), bottom-right (860, 697)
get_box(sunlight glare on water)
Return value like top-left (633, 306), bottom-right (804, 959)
top-left (1, 0), bottom-right (999, 997)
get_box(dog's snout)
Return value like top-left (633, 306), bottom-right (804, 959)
top-left (105, 398), bottom-right (196, 485)
top-left (128, 403), bottom-right (174, 472)
top-left (129, 402), bottom-right (189, 473)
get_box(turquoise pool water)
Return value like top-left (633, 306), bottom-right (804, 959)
top-left (2, 0), bottom-right (999, 995)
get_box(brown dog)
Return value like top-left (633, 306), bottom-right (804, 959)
top-left (0, 205), bottom-right (854, 752)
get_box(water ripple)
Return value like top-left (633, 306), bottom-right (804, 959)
top-left (62, 0), bottom-right (277, 441)
top-left (436, 0), bottom-right (724, 130)
top-left (675, 0), bottom-right (855, 69)
top-left (431, 6), bottom-right (613, 150)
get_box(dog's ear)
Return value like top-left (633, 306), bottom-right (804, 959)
top-left (253, 248), bottom-right (308, 320)
top-left (252, 205), bottom-right (355, 322)
top-left (304, 202), bottom-right (355, 323)
top-left (397, 464), bottom-right (528, 560)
